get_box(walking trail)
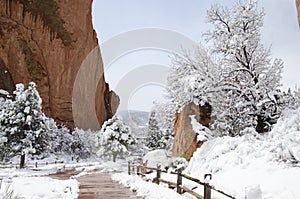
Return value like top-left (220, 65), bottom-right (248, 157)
top-left (49, 170), bottom-right (140, 199)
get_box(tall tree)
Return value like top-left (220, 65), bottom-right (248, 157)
top-left (166, 0), bottom-right (284, 136)
top-left (0, 82), bottom-right (49, 162)
top-left (146, 110), bottom-right (169, 150)
top-left (205, 0), bottom-right (283, 135)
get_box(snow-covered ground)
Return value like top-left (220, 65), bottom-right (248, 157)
top-left (112, 109), bottom-right (300, 199)
top-left (0, 159), bottom-right (115, 199)
top-left (1, 109), bottom-right (300, 199)
top-left (185, 108), bottom-right (300, 199)
top-left (0, 163), bottom-right (77, 199)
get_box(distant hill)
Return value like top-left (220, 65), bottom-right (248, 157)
top-left (117, 110), bottom-right (149, 127)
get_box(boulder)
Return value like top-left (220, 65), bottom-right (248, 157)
top-left (172, 102), bottom-right (211, 160)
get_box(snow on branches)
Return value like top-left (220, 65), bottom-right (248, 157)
top-left (96, 115), bottom-right (136, 162)
top-left (167, 0), bottom-right (286, 136)
top-left (0, 82), bottom-right (50, 160)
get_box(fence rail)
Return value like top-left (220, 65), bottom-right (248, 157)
top-left (128, 161), bottom-right (236, 199)
top-left (0, 160), bottom-right (65, 169)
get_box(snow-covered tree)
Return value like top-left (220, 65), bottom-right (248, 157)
top-left (166, 1), bottom-right (284, 136)
top-left (205, 0), bottom-right (283, 135)
top-left (0, 82), bottom-right (50, 161)
top-left (146, 110), bottom-right (170, 150)
top-left (150, 103), bottom-right (175, 150)
top-left (97, 115), bottom-right (136, 162)
top-left (167, 47), bottom-right (219, 113)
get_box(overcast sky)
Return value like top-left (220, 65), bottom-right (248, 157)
top-left (92, 0), bottom-right (300, 112)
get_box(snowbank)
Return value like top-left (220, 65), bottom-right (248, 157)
top-left (185, 109), bottom-right (300, 199)
top-left (0, 177), bottom-right (79, 199)
top-left (112, 173), bottom-right (189, 199)
top-left (143, 149), bottom-right (170, 168)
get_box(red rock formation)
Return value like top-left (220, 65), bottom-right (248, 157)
top-left (172, 102), bottom-right (212, 160)
top-left (297, 0), bottom-right (300, 26)
top-left (0, 0), bottom-right (118, 129)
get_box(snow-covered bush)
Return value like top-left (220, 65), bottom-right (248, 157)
top-left (96, 115), bottom-right (136, 162)
top-left (166, 157), bottom-right (188, 171)
top-left (46, 119), bottom-right (96, 159)
top-left (268, 108), bottom-right (300, 163)
top-left (46, 118), bottom-right (73, 155)
top-left (0, 82), bottom-right (50, 161)
top-left (70, 128), bottom-right (96, 159)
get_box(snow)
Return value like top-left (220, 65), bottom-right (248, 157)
top-left (0, 89), bottom-right (8, 96)
top-left (185, 108), bottom-right (300, 199)
top-left (112, 173), bottom-right (189, 199)
top-left (0, 163), bottom-right (80, 199)
top-left (143, 149), bottom-right (170, 168)
top-left (1, 177), bottom-right (79, 199)
top-left (190, 115), bottom-right (212, 142)
top-left (0, 107), bottom-right (299, 199)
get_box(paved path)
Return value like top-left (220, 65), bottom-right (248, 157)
top-left (49, 170), bottom-right (141, 199)
top-left (77, 173), bottom-right (140, 199)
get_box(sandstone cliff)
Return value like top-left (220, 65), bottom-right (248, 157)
top-left (297, 0), bottom-right (300, 26)
top-left (172, 102), bottom-right (212, 160)
top-left (0, 0), bottom-right (119, 129)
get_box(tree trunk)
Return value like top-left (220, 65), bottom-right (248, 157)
top-left (256, 115), bottom-right (265, 133)
top-left (20, 153), bottom-right (25, 168)
top-left (112, 153), bottom-right (117, 162)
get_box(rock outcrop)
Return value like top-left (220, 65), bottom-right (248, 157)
top-left (297, 0), bottom-right (300, 26)
top-left (172, 102), bottom-right (212, 160)
top-left (0, 0), bottom-right (118, 129)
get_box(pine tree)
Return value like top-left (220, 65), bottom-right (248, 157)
top-left (146, 111), bottom-right (167, 150)
top-left (97, 115), bottom-right (136, 162)
top-left (0, 82), bottom-right (49, 161)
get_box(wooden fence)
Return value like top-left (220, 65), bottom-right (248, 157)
top-left (0, 160), bottom-right (65, 169)
top-left (128, 161), bottom-right (236, 199)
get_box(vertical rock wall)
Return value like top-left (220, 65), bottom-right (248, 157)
top-left (0, 0), bottom-right (118, 129)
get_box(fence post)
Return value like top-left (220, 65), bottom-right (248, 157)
top-left (137, 165), bottom-right (140, 175)
top-left (128, 161), bottom-right (131, 175)
top-left (155, 165), bottom-right (161, 184)
top-left (131, 163), bottom-right (135, 174)
top-left (177, 168), bottom-right (183, 194)
top-left (204, 174), bottom-right (212, 199)
top-left (20, 153), bottom-right (25, 168)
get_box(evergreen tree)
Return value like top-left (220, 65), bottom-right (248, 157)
top-left (151, 102), bottom-right (175, 150)
top-left (0, 82), bottom-right (49, 161)
top-left (97, 115), bottom-right (136, 162)
top-left (146, 111), bottom-right (167, 150)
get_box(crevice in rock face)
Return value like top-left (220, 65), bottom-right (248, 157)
top-left (104, 83), bottom-right (113, 120)
top-left (19, 39), bottom-right (46, 82)
top-left (0, 58), bottom-right (14, 94)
